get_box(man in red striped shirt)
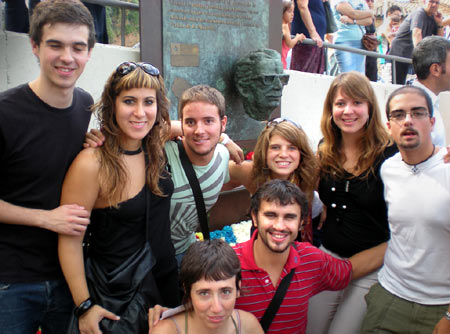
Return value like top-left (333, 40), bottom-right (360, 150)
top-left (234, 179), bottom-right (387, 334)
top-left (148, 180), bottom-right (386, 333)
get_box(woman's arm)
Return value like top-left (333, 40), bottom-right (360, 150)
top-left (283, 23), bottom-right (306, 48)
top-left (297, 0), bottom-right (323, 47)
top-left (58, 148), bottom-right (119, 333)
top-left (222, 160), bottom-right (254, 191)
top-left (336, 2), bottom-right (373, 20)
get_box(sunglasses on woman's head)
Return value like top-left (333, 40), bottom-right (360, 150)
top-left (266, 117), bottom-right (302, 129)
top-left (115, 62), bottom-right (160, 77)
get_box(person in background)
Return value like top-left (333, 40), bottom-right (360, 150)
top-left (364, 0), bottom-right (377, 82)
top-left (380, 5), bottom-right (402, 53)
top-left (412, 35), bottom-right (450, 147)
top-left (151, 239), bottom-right (263, 334)
top-left (290, 0), bottom-right (326, 74)
top-left (59, 62), bottom-right (179, 333)
top-left (282, 0), bottom-right (306, 69)
top-left (389, 0), bottom-right (444, 84)
top-left (379, 5), bottom-right (402, 83)
top-left (332, 0), bottom-right (374, 74)
top-left (306, 72), bottom-right (396, 334)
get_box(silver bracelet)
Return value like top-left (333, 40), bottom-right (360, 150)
top-left (445, 311), bottom-right (450, 321)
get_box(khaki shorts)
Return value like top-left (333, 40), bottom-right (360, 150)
top-left (360, 283), bottom-right (449, 334)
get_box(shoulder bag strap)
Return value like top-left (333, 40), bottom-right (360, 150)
top-left (260, 268), bottom-right (295, 333)
top-left (176, 140), bottom-right (210, 240)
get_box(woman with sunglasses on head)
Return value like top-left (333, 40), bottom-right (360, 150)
top-left (224, 118), bottom-right (319, 243)
top-left (59, 62), bottom-right (179, 334)
top-left (305, 71), bottom-right (396, 334)
top-left (152, 239), bottom-right (263, 334)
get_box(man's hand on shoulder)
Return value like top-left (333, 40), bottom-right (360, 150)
top-left (40, 204), bottom-right (90, 235)
top-left (83, 129), bottom-right (105, 148)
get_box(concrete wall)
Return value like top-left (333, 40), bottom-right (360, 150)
top-left (281, 70), bottom-right (450, 150)
top-left (1, 26), bottom-right (450, 146)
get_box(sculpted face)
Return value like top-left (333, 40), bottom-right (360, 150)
top-left (235, 50), bottom-right (289, 121)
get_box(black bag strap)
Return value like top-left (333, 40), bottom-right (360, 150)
top-left (260, 268), bottom-right (295, 333)
top-left (176, 140), bottom-right (210, 240)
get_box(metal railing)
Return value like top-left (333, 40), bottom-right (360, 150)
top-left (82, 0), bottom-right (139, 46)
top-left (301, 38), bottom-right (412, 84)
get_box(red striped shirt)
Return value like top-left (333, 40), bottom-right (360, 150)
top-left (233, 231), bottom-right (352, 334)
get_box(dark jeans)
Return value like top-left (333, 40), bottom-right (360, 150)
top-left (0, 279), bottom-right (74, 334)
top-left (392, 61), bottom-right (410, 85)
top-left (4, 0), bottom-right (29, 33)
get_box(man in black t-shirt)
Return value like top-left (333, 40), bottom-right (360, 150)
top-left (389, 0), bottom-right (444, 84)
top-left (0, 1), bottom-right (95, 332)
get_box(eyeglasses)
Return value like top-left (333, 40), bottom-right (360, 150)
top-left (116, 62), bottom-right (160, 77)
top-left (267, 117), bottom-right (302, 129)
top-left (389, 109), bottom-right (430, 121)
top-left (255, 74), bottom-right (290, 86)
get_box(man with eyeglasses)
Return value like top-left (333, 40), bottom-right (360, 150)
top-left (0, 0), bottom-right (95, 332)
top-left (389, 0), bottom-right (444, 85)
top-left (235, 49), bottom-right (289, 121)
top-left (361, 86), bottom-right (450, 334)
top-left (412, 35), bottom-right (450, 147)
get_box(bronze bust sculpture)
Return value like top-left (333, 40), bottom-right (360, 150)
top-left (234, 49), bottom-right (289, 121)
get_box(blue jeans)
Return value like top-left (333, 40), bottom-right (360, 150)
top-left (335, 39), bottom-right (366, 74)
top-left (0, 280), bottom-right (74, 334)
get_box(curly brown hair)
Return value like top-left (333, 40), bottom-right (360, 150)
top-left (251, 121), bottom-right (318, 201)
top-left (318, 72), bottom-right (391, 178)
top-left (93, 64), bottom-right (171, 206)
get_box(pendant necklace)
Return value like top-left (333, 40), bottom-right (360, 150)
top-left (402, 144), bottom-right (435, 175)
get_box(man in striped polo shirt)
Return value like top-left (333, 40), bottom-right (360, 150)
top-left (234, 179), bottom-right (387, 334)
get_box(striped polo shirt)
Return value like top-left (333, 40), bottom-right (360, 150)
top-left (233, 231), bottom-right (352, 333)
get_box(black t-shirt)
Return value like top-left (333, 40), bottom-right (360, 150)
top-left (319, 145), bottom-right (398, 258)
top-left (0, 84), bottom-right (92, 283)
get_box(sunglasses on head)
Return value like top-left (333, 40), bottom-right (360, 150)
top-left (266, 117), bottom-right (302, 129)
top-left (115, 62), bottom-right (160, 77)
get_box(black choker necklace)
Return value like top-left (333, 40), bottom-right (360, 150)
top-left (120, 147), bottom-right (143, 155)
top-left (403, 144), bottom-right (435, 175)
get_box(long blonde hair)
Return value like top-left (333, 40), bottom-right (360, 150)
top-left (93, 65), bottom-right (170, 206)
top-left (319, 72), bottom-right (391, 178)
top-left (252, 121), bottom-right (318, 201)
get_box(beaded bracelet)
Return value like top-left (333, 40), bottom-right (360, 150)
top-left (74, 297), bottom-right (94, 318)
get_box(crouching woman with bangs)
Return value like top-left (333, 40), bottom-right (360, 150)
top-left (58, 62), bottom-right (179, 334)
top-left (152, 239), bottom-right (263, 334)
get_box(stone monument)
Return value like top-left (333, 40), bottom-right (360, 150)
top-left (235, 49), bottom-right (289, 121)
top-left (139, 0), bottom-right (282, 141)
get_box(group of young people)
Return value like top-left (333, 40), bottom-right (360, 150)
top-left (1, 1), bottom-right (449, 334)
